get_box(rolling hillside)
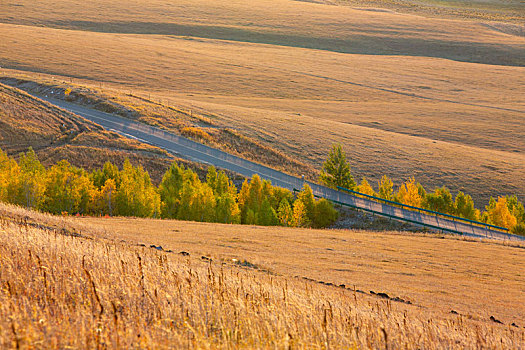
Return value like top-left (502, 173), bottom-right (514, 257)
top-left (74, 214), bottom-right (525, 325)
top-left (0, 0), bottom-right (523, 203)
top-left (0, 83), bottom-right (174, 181)
top-left (0, 203), bottom-right (523, 348)
top-left (1, 0), bottom-right (524, 348)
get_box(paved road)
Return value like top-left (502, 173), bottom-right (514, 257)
top-left (37, 94), bottom-right (524, 242)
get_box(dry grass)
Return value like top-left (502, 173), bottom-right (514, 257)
top-left (0, 82), bottom-right (175, 181)
top-left (181, 127), bottom-right (214, 142)
top-left (0, 82), bottom-right (246, 184)
top-left (326, 0), bottom-right (525, 23)
top-left (0, 0), bottom-right (524, 202)
top-left (1, 0), bottom-right (524, 64)
top-left (68, 214), bottom-right (525, 326)
top-left (0, 75), bottom-right (316, 180)
top-left (3, 204), bottom-right (524, 326)
top-left (1, 203), bottom-right (524, 348)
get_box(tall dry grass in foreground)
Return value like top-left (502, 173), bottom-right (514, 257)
top-left (0, 212), bottom-right (523, 348)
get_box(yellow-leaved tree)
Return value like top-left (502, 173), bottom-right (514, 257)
top-left (0, 148), bottom-right (20, 203)
top-left (357, 177), bottom-right (375, 196)
top-left (277, 198), bottom-right (293, 227)
top-left (484, 196), bottom-right (517, 229)
top-left (291, 199), bottom-right (310, 227)
top-left (44, 160), bottom-right (95, 214)
top-left (115, 159), bottom-right (160, 218)
top-left (208, 167), bottom-right (240, 224)
top-left (17, 148), bottom-right (46, 210)
top-left (377, 175), bottom-right (394, 201)
top-left (397, 177), bottom-right (424, 207)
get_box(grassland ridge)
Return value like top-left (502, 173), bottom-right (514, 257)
top-left (6, 20), bottom-right (525, 67)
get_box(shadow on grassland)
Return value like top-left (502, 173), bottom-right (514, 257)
top-left (50, 20), bottom-right (525, 67)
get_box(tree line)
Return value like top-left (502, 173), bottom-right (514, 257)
top-left (2, 144), bottom-right (522, 234)
top-left (319, 144), bottom-right (525, 235)
top-left (0, 148), bottom-right (338, 228)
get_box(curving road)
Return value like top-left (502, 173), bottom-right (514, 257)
top-left (36, 94), bottom-right (524, 242)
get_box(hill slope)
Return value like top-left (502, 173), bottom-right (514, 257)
top-left (0, 83), bottom-right (176, 180)
top-left (1, 0), bottom-right (524, 65)
top-left (0, 203), bottom-right (523, 348)
top-left (0, 0), bottom-right (523, 202)
top-left (72, 214), bottom-right (525, 325)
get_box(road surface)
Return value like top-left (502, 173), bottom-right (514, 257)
top-left (36, 94), bottom-right (524, 242)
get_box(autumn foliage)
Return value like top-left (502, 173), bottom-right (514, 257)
top-left (0, 147), bottom-right (338, 228)
top-left (366, 174), bottom-right (523, 233)
top-left (319, 143), bottom-right (525, 234)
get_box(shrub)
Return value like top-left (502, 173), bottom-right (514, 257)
top-left (181, 127), bottom-right (213, 142)
top-left (313, 198), bottom-right (339, 228)
top-left (511, 222), bottom-right (525, 236)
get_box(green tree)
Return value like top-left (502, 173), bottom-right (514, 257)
top-left (454, 191), bottom-right (479, 220)
top-left (377, 175), bottom-right (394, 201)
top-left (177, 177), bottom-right (195, 220)
top-left (115, 159), bottom-right (160, 217)
top-left (189, 183), bottom-right (216, 222)
top-left (261, 180), bottom-right (274, 205)
top-left (237, 179), bottom-right (251, 223)
top-left (424, 187), bottom-right (454, 214)
top-left (176, 172), bottom-right (216, 222)
top-left (258, 199), bottom-right (278, 226)
top-left (505, 195), bottom-right (525, 224)
top-left (16, 148), bottom-right (46, 209)
top-left (238, 175), bottom-right (264, 224)
top-left (159, 163), bottom-right (185, 219)
top-left (245, 209), bottom-right (257, 225)
top-left (91, 161), bottom-right (120, 189)
top-left (272, 187), bottom-right (294, 212)
top-left (206, 166), bottom-right (218, 193)
top-left (216, 191), bottom-right (241, 224)
top-left (313, 198), bottom-right (338, 228)
top-left (277, 198), bottom-right (293, 227)
top-left (44, 160), bottom-right (95, 214)
top-left (215, 170), bottom-right (237, 198)
top-left (319, 144), bottom-right (356, 190)
top-left (512, 223), bottom-right (525, 235)
top-left (417, 183), bottom-right (427, 202)
top-left (248, 175), bottom-right (263, 211)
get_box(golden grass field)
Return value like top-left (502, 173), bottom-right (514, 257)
top-left (1, 0), bottom-right (524, 203)
top-left (328, 0), bottom-right (525, 23)
top-left (73, 215), bottom-right (525, 326)
top-left (1, 203), bottom-right (524, 348)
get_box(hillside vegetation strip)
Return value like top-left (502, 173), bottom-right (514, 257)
top-left (0, 146), bottom-right (339, 228)
top-left (0, 82), bottom-right (176, 179)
